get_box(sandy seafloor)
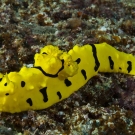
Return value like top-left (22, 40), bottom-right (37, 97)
top-left (0, 0), bottom-right (135, 134)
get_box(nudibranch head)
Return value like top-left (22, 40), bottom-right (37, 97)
top-left (34, 45), bottom-right (78, 79)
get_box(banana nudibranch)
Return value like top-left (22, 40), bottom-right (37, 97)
top-left (0, 42), bottom-right (135, 113)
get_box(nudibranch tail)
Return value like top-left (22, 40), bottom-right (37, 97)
top-left (0, 42), bottom-right (135, 113)
top-left (95, 43), bottom-right (135, 75)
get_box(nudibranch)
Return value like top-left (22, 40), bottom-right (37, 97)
top-left (0, 42), bottom-right (135, 113)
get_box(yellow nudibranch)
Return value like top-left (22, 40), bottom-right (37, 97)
top-left (0, 42), bottom-right (135, 113)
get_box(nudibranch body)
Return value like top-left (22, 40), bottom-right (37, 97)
top-left (0, 42), bottom-right (135, 113)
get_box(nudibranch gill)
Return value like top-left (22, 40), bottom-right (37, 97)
top-left (0, 42), bottom-right (135, 113)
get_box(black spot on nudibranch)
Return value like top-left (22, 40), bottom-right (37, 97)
top-left (57, 91), bottom-right (62, 99)
top-left (26, 98), bottom-right (33, 106)
top-left (90, 44), bottom-right (100, 71)
top-left (81, 69), bottom-right (87, 80)
top-left (119, 67), bottom-right (122, 70)
top-left (127, 61), bottom-right (132, 73)
top-left (0, 78), bottom-right (2, 82)
top-left (64, 79), bottom-right (72, 87)
top-left (21, 81), bottom-right (25, 87)
top-left (40, 87), bottom-right (48, 102)
top-left (42, 52), bottom-right (47, 54)
top-left (75, 58), bottom-right (81, 64)
top-left (5, 93), bottom-right (9, 96)
top-left (4, 83), bottom-right (7, 86)
top-left (108, 56), bottom-right (114, 69)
